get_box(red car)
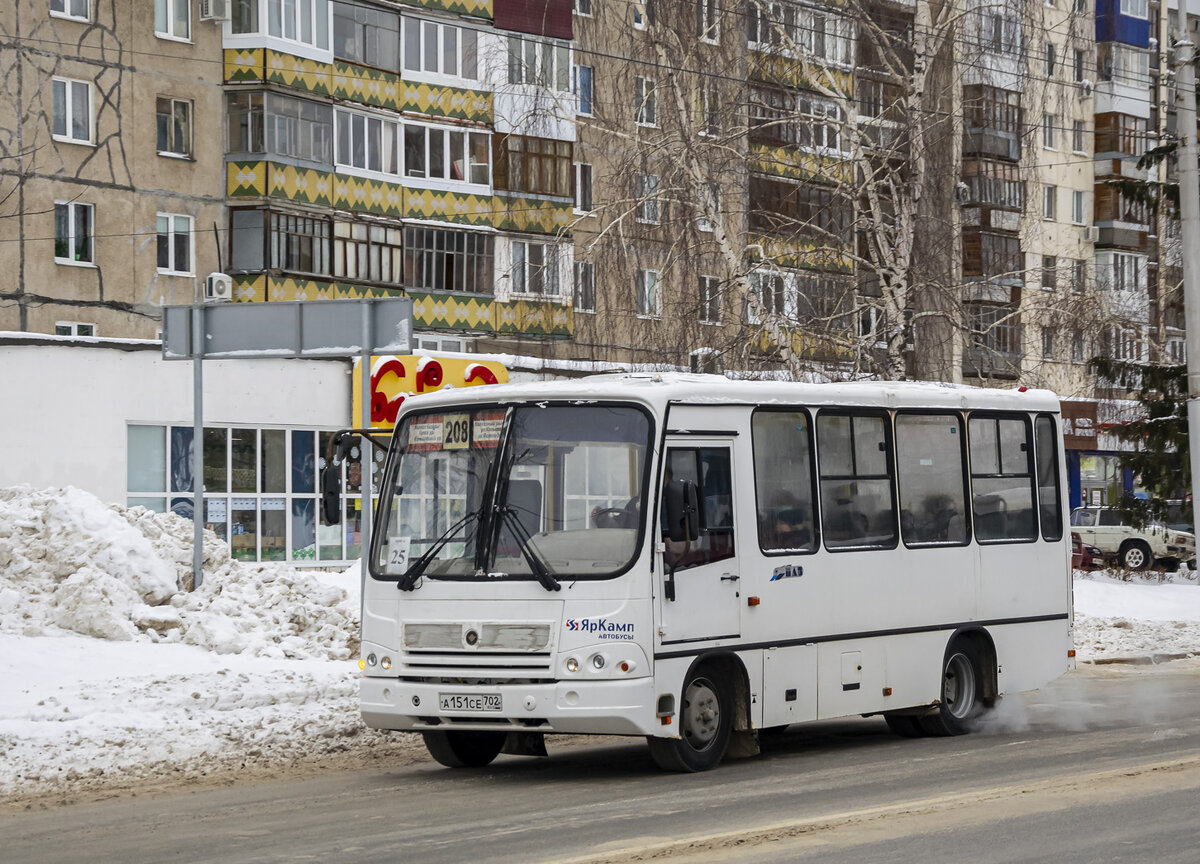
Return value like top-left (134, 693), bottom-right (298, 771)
top-left (1071, 531), bottom-right (1100, 570)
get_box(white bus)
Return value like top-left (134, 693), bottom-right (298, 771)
top-left (351, 374), bottom-right (1073, 772)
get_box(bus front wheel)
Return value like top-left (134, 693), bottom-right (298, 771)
top-left (920, 642), bottom-right (984, 737)
top-left (647, 668), bottom-right (732, 772)
top-left (422, 730), bottom-right (507, 768)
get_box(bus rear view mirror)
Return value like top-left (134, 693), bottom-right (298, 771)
top-left (320, 461), bottom-right (342, 526)
top-left (664, 479), bottom-right (699, 542)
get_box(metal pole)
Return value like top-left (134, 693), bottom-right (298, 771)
top-left (360, 303), bottom-right (373, 607)
top-left (1174, 19), bottom-right (1200, 540)
top-left (192, 289), bottom-right (204, 590)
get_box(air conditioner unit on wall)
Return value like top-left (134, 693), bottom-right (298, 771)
top-left (200, 0), bottom-right (230, 21)
top-left (205, 272), bottom-right (233, 302)
top-left (1084, 226), bottom-right (1099, 242)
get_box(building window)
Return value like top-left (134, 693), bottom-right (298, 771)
top-left (1044, 41), bottom-right (1056, 76)
top-left (748, 271), bottom-right (788, 323)
top-left (1043, 184), bottom-right (1056, 220)
top-left (750, 87), bottom-right (846, 153)
top-left (1074, 49), bottom-right (1086, 83)
top-left (511, 240), bottom-right (561, 296)
top-left (636, 268), bottom-right (661, 317)
top-left (635, 77), bottom-right (657, 126)
top-left (697, 0), bottom-right (718, 41)
top-left (699, 85), bottom-right (720, 135)
top-left (51, 0), bottom-right (88, 20)
top-left (55, 321), bottom-right (96, 337)
top-left (699, 275), bottom-right (721, 324)
top-left (575, 261), bottom-right (595, 312)
top-left (403, 15), bottom-right (478, 80)
top-left (403, 122), bottom-right (490, 185)
top-left (1098, 43), bottom-right (1150, 89)
top-left (1043, 113), bottom-right (1057, 149)
top-left (1074, 0), bottom-right (1087, 11)
top-left (697, 183), bottom-right (719, 232)
top-left (1042, 327), bottom-right (1055, 360)
top-left (261, 211), bottom-right (330, 276)
top-left (157, 213), bottom-right (193, 275)
top-left (334, 2), bottom-right (400, 70)
top-left (228, 92), bottom-right (333, 165)
top-left (1072, 259), bottom-right (1086, 293)
top-left (969, 303), bottom-right (1021, 357)
top-left (335, 109), bottom-right (400, 175)
top-left (1072, 329), bottom-right (1084, 362)
top-left (156, 96), bottom-right (192, 157)
top-left (403, 226), bottom-right (493, 294)
top-left (633, 0), bottom-right (654, 28)
top-left (333, 221), bottom-right (403, 283)
top-left (961, 159), bottom-right (1025, 209)
top-left (575, 162), bottom-right (593, 212)
top-left (1041, 255), bottom-right (1057, 290)
top-left (494, 135), bottom-right (570, 196)
top-left (1072, 120), bottom-right (1086, 153)
top-left (1105, 252), bottom-right (1144, 292)
top-left (54, 201), bottom-right (93, 264)
top-left (506, 36), bottom-right (570, 91)
top-left (267, 0), bottom-right (331, 50)
top-left (1072, 190), bottom-right (1085, 224)
top-left (635, 173), bottom-right (660, 223)
top-left (747, 2), bottom-right (853, 66)
top-left (749, 176), bottom-right (852, 239)
top-left (574, 65), bottom-right (594, 115)
top-left (155, 0), bottom-right (190, 40)
top-left (52, 77), bottom-right (92, 144)
top-left (1120, 0), bottom-right (1148, 18)
top-left (573, 0), bottom-right (592, 16)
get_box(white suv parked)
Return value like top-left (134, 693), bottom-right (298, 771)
top-left (1070, 507), bottom-right (1197, 571)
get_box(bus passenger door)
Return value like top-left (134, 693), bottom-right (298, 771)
top-left (659, 442), bottom-right (741, 644)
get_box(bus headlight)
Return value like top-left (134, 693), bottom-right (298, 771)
top-left (591, 654), bottom-right (606, 670)
top-left (380, 656), bottom-right (392, 670)
top-left (566, 657), bottom-right (580, 673)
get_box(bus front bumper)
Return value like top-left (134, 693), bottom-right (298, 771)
top-left (360, 676), bottom-right (659, 737)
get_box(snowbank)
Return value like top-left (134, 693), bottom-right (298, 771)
top-left (0, 485), bottom-right (359, 661)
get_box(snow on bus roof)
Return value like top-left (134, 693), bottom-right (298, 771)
top-left (405, 373), bottom-right (1061, 414)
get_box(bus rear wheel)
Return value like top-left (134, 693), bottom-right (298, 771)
top-left (920, 642), bottom-right (984, 737)
top-left (647, 668), bottom-right (732, 772)
top-left (422, 730), bottom-right (507, 768)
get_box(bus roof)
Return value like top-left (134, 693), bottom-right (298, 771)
top-left (403, 372), bottom-right (1061, 415)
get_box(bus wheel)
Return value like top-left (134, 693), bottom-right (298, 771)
top-left (647, 668), bottom-right (732, 772)
top-left (920, 643), bottom-right (983, 737)
top-left (884, 714), bottom-right (925, 738)
top-left (422, 730), bottom-right (507, 768)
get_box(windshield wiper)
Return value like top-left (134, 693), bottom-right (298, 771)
top-left (497, 506), bottom-right (560, 592)
top-left (399, 511), bottom-right (480, 591)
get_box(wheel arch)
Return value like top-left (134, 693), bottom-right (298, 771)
top-left (683, 650), bottom-right (753, 732)
top-left (945, 626), bottom-right (998, 706)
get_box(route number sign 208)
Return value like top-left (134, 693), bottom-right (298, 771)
top-left (442, 414), bottom-right (470, 450)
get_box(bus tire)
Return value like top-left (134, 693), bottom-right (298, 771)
top-left (422, 730), bottom-right (507, 768)
top-left (920, 642), bottom-right (983, 737)
top-left (884, 714), bottom-right (925, 738)
top-left (647, 667), bottom-right (732, 772)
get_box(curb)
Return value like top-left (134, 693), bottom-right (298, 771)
top-left (1080, 652), bottom-right (1197, 666)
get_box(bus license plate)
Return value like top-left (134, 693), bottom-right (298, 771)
top-left (439, 693), bottom-right (502, 712)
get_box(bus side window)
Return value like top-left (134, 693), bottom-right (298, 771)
top-left (895, 412), bottom-right (968, 546)
top-left (1035, 415), bottom-right (1063, 541)
top-left (664, 447), bottom-right (735, 570)
top-left (817, 412), bottom-right (897, 550)
top-left (752, 410), bottom-right (817, 553)
top-left (968, 415), bottom-right (1036, 543)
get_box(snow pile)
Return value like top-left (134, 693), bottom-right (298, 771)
top-left (0, 485), bottom-right (358, 661)
top-left (1073, 567), bottom-right (1200, 661)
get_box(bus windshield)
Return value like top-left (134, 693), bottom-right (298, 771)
top-left (372, 402), bottom-right (653, 583)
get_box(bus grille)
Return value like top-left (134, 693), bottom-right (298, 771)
top-left (403, 622), bottom-right (552, 652)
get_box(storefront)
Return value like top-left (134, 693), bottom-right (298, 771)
top-left (1061, 398), bottom-right (1132, 510)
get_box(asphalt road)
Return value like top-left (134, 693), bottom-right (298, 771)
top-left (3, 660), bottom-right (1200, 864)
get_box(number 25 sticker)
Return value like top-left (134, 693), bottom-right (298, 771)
top-left (388, 536), bottom-right (411, 570)
top-left (443, 414), bottom-right (470, 450)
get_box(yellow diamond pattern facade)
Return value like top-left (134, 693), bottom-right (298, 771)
top-left (749, 52), bottom-right (853, 96)
top-left (749, 143), bottom-right (854, 186)
top-left (401, 0), bottom-right (492, 20)
top-left (232, 276), bottom-right (571, 338)
top-left (224, 49), bottom-right (492, 123)
top-left (749, 233), bottom-right (854, 275)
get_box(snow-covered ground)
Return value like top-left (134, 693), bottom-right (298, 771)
top-left (2, 486), bottom-right (1198, 806)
